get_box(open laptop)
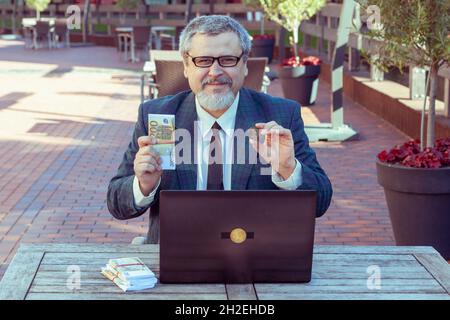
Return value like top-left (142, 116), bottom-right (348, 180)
top-left (159, 190), bottom-right (317, 284)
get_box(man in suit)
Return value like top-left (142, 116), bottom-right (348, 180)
top-left (107, 15), bottom-right (332, 244)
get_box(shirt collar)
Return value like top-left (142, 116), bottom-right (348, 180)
top-left (195, 91), bottom-right (240, 138)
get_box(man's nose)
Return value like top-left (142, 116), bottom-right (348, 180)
top-left (208, 60), bottom-right (223, 77)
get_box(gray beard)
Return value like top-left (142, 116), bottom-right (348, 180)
top-left (197, 90), bottom-right (236, 112)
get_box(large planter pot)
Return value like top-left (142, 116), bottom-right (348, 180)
top-left (251, 38), bottom-right (275, 64)
top-left (278, 65), bottom-right (321, 106)
top-left (376, 160), bottom-right (450, 259)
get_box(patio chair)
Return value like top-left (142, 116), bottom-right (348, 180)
top-left (130, 26), bottom-right (152, 62)
top-left (52, 19), bottom-right (70, 48)
top-left (244, 57), bottom-right (270, 93)
top-left (33, 20), bottom-right (52, 49)
top-left (141, 50), bottom-right (183, 102)
top-left (140, 57), bottom-right (270, 102)
top-left (151, 59), bottom-right (191, 98)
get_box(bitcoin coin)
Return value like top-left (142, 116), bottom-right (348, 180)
top-left (230, 228), bottom-right (247, 244)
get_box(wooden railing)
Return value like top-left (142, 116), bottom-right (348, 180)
top-left (0, 3), bottom-right (278, 32)
top-left (0, 1), bottom-right (448, 116)
top-left (299, 2), bottom-right (450, 117)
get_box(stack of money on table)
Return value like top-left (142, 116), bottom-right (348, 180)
top-left (101, 257), bottom-right (157, 292)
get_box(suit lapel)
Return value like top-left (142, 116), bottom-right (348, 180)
top-left (231, 89), bottom-right (266, 190)
top-left (175, 92), bottom-right (198, 190)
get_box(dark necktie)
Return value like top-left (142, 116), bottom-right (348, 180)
top-left (207, 122), bottom-right (224, 190)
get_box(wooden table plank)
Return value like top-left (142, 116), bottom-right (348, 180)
top-left (1, 244), bottom-right (449, 300)
top-left (40, 255), bottom-right (159, 265)
top-left (42, 252), bottom-right (159, 259)
top-left (26, 292), bottom-right (227, 300)
top-left (414, 253), bottom-right (450, 294)
top-left (0, 247), bottom-right (44, 300)
top-left (19, 243), bottom-right (438, 254)
top-left (226, 284), bottom-right (257, 300)
top-left (313, 246), bottom-right (437, 254)
top-left (29, 284), bottom-right (226, 295)
top-left (18, 243), bottom-right (159, 253)
top-left (256, 293), bottom-right (450, 300)
top-left (254, 283), bottom-right (445, 294)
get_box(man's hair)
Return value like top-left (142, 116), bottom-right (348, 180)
top-left (179, 15), bottom-right (252, 58)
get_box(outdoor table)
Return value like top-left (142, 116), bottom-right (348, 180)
top-left (0, 244), bottom-right (449, 300)
top-left (22, 17), bottom-right (56, 49)
top-left (115, 27), bottom-right (133, 62)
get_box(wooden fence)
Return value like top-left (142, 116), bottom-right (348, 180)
top-left (0, 1), bottom-right (448, 116)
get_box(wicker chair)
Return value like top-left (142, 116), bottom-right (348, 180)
top-left (153, 60), bottom-right (191, 98)
top-left (141, 50), bottom-right (183, 102)
top-left (140, 57), bottom-right (270, 102)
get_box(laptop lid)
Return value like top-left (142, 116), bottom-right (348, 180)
top-left (160, 190), bottom-right (316, 284)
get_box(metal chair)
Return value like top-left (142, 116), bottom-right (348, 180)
top-left (33, 20), bottom-right (52, 49)
top-left (130, 26), bottom-right (152, 62)
top-left (52, 19), bottom-right (70, 48)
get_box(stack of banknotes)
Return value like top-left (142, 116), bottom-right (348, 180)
top-left (148, 114), bottom-right (175, 170)
top-left (101, 257), bottom-right (157, 292)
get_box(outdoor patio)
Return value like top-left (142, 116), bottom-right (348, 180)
top-left (0, 36), bottom-right (421, 280)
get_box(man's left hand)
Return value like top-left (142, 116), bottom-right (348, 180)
top-left (250, 121), bottom-right (296, 180)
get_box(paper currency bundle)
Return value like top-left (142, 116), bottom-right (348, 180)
top-left (148, 114), bottom-right (175, 170)
top-left (101, 257), bottom-right (157, 292)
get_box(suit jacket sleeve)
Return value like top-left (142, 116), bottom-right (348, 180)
top-left (290, 102), bottom-right (333, 217)
top-left (107, 103), bottom-right (154, 220)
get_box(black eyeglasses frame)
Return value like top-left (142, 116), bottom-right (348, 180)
top-left (185, 52), bottom-right (245, 68)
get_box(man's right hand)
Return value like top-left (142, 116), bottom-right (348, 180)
top-left (134, 136), bottom-right (163, 196)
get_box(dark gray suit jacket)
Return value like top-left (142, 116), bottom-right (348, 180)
top-left (107, 88), bottom-right (332, 243)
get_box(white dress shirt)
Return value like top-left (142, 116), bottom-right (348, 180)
top-left (133, 92), bottom-right (303, 208)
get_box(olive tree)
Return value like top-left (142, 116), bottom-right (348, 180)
top-left (357, 0), bottom-right (450, 148)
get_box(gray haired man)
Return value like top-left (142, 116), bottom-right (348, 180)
top-left (107, 15), bottom-right (332, 244)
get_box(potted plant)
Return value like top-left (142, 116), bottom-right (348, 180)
top-left (243, 0), bottom-right (275, 63)
top-left (259, 0), bottom-right (326, 106)
top-left (357, 0), bottom-right (450, 258)
top-left (251, 33), bottom-right (276, 64)
top-left (25, 0), bottom-right (51, 20)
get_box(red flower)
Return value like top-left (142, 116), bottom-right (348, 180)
top-left (378, 138), bottom-right (450, 168)
top-left (281, 56), bottom-right (322, 67)
top-left (253, 34), bottom-right (275, 40)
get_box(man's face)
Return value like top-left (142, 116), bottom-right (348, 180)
top-left (183, 32), bottom-right (248, 112)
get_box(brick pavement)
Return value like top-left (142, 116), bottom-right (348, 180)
top-left (0, 38), bottom-right (415, 279)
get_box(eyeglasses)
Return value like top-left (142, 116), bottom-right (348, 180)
top-left (185, 52), bottom-right (244, 68)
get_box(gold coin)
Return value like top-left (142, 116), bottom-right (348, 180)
top-left (230, 228), bottom-right (247, 244)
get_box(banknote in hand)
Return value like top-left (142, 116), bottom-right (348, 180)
top-left (148, 114), bottom-right (175, 170)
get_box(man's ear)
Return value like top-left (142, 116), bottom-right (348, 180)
top-left (183, 59), bottom-right (189, 78)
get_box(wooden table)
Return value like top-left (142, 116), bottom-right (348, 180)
top-left (0, 244), bottom-right (449, 300)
